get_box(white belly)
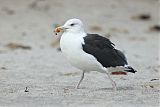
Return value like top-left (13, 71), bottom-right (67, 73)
top-left (60, 33), bottom-right (105, 72)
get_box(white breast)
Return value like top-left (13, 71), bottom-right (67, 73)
top-left (60, 32), bottom-right (106, 72)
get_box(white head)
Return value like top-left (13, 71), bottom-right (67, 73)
top-left (55, 18), bottom-right (85, 34)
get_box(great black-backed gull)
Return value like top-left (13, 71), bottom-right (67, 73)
top-left (54, 18), bottom-right (137, 90)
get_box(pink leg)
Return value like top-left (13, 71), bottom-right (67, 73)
top-left (106, 73), bottom-right (117, 91)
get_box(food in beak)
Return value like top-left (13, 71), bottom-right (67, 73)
top-left (54, 27), bottom-right (62, 35)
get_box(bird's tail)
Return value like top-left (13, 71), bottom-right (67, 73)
top-left (124, 66), bottom-right (137, 73)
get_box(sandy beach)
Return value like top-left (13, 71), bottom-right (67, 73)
top-left (0, 0), bottom-right (159, 106)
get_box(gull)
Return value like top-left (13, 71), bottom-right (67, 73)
top-left (54, 18), bottom-right (137, 90)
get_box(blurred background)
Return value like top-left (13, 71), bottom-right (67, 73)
top-left (0, 0), bottom-right (159, 107)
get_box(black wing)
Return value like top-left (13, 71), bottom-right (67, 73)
top-left (82, 34), bottom-right (128, 68)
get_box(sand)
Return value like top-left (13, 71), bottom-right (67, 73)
top-left (0, 0), bottom-right (159, 107)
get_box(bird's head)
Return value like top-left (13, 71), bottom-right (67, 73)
top-left (54, 18), bottom-right (85, 35)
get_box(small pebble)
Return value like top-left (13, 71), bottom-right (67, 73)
top-left (24, 87), bottom-right (29, 92)
top-left (150, 79), bottom-right (159, 81)
top-left (149, 25), bottom-right (160, 32)
top-left (1, 67), bottom-right (7, 70)
top-left (131, 14), bottom-right (151, 21)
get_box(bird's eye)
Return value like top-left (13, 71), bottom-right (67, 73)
top-left (70, 23), bottom-right (75, 26)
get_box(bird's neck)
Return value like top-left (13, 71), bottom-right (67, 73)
top-left (60, 30), bottom-right (87, 57)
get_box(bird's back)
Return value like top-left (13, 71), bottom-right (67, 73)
top-left (82, 34), bottom-right (128, 68)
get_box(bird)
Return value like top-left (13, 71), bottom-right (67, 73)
top-left (54, 18), bottom-right (137, 90)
